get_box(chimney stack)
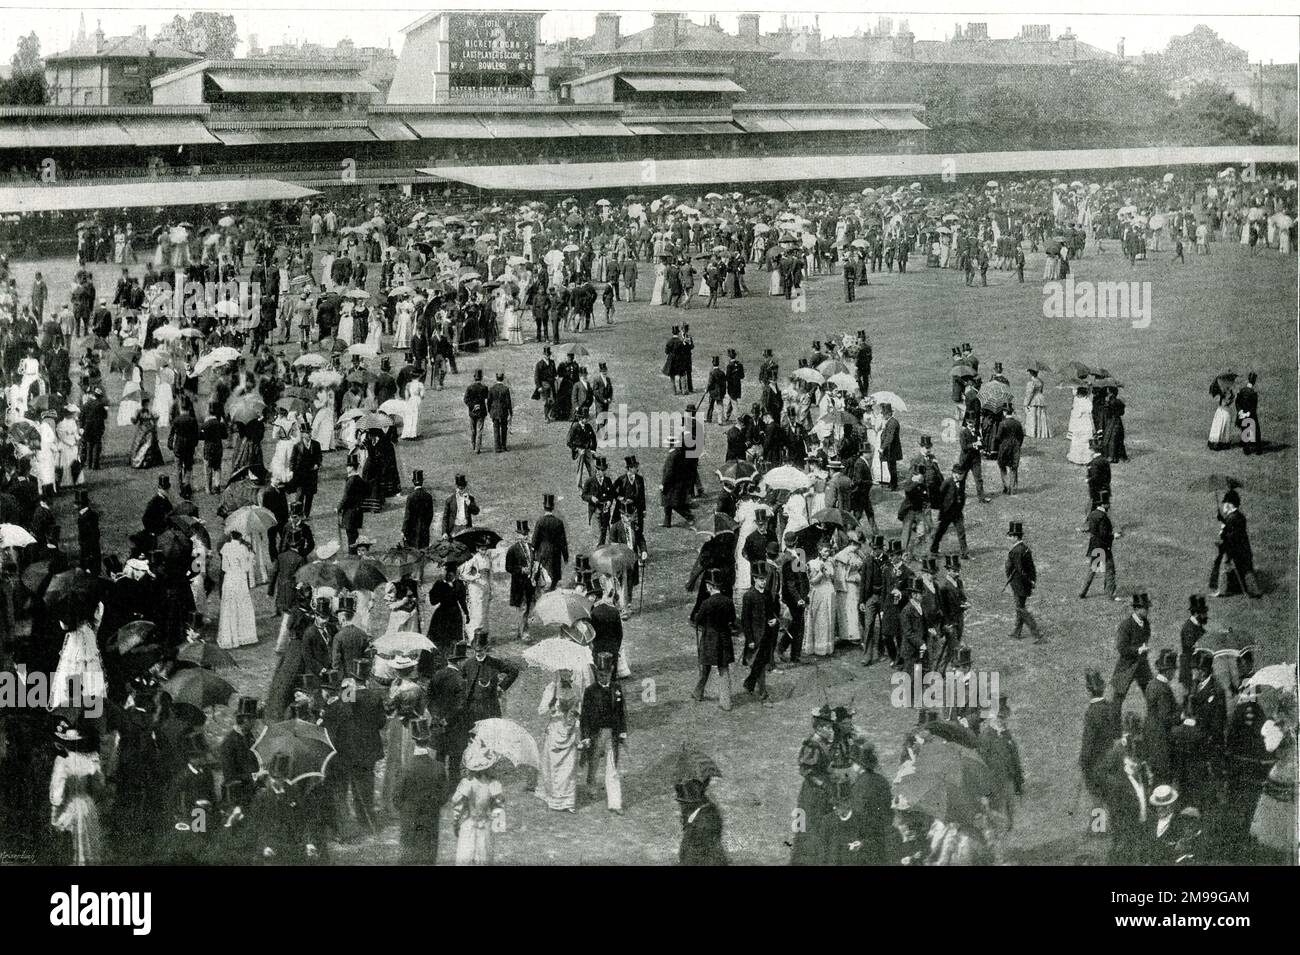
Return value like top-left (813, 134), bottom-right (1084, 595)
top-left (94, 20), bottom-right (105, 54)
top-left (652, 12), bottom-right (680, 50)
top-left (593, 12), bottom-right (620, 53)
top-left (1116, 37), bottom-right (1125, 60)
top-left (737, 13), bottom-right (760, 44)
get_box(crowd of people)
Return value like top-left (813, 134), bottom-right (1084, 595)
top-left (0, 162), bottom-right (1294, 867)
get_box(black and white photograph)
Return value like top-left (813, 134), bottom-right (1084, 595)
top-left (0, 0), bottom-right (1295, 894)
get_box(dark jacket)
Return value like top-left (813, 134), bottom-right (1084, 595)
top-left (1004, 541), bottom-right (1036, 598)
top-left (695, 591), bottom-right (736, 667)
top-left (402, 486), bottom-right (435, 549)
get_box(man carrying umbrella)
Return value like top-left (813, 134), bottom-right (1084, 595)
top-left (580, 651), bottom-right (626, 815)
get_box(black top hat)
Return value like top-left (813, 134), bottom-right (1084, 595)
top-left (1155, 647), bottom-right (1178, 671)
top-left (945, 554), bottom-right (961, 571)
top-left (762, 348), bottom-right (773, 357)
top-left (412, 469), bottom-right (424, 485)
top-left (471, 628), bottom-right (490, 649)
top-left (1188, 594), bottom-right (1208, 613)
top-left (516, 519), bottom-right (530, 534)
top-left (337, 593), bottom-right (357, 613)
top-left (812, 340), bottom-right (822, 350)
top-left (920, 556), bottom-right (938, 573)
top-left (993, 362), bottom-right (1003, 373)
top-left (705, 567), bottom-right (727, 588)
top-left (797, 358), bottom-right (808, 367)
top-left (750, 560), bottom-right (768, 580)
top-left (353, 659), bottom-right (373, 682)
top-left (473, 368), bottom-right (483, 380)
top-left (312, 596), bottom-right (333, 616)
top-left (726, 348), bottom-right (737, 357)
top-left (951, 347), bottom-right (961, 357)
top-left (598, 361), bottom-right (607, 370)
top-left (682, 324), bottom-right (690, 332)
top-left (542, 345), bottom-right (553, 355)
top-left (711, 356), bottom-right (721, 366)
top-left (236, 696), bottom-right (260, 719)
top-left (674, 778), bottom-right (709, 805)
top-left (871, 535), bottom-right (886, 549)
top-left (1131, 591), bottom-right (1151, 609)
top-left (1221, 488), bottom-right (1240, 508)
top-left (956, 646), bottom-right (973, 667)
top-left (671, 325), bottom-right (681, 335)
top-left (919, 435), bottom-right (933, 448)
top-left (624, 455), bottom-right (639, 468)
top-left (455, 473), bottom-right (468, 488)
top-left (289, 501), bottom-right (304, 517)
top-left (595, 456), bottom-right (608, 470)
top-left (887, 539), bottom-right (903, 554)
top-left (1006, 521), bottom-right (1024, 538)
top-left (879, 402), bottom-right (892, 413)
top-left (300, 673), bottom-right (322, 692)
top-left (961, 343), bottom-right (972, 351)
top-left (1093, 490), bottom-right (1111, 506)
top-left (380, 357), bottom-right (392, 371)
top-left (75, 490), bottom-right (91, 508)
top-left (1191, 648), bottom-right (1215, 673)
top-left (157, 475), bottom-right (171, 490)
top-left (594, 650), bottom-right (615, 673)
top-left (542, 493), bottom-right (557, 510)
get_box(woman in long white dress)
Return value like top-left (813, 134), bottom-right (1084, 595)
top-left (401, 377), bottom-right (424, 440)
top-left (452, 744), bottom-right (505, 865)
top-left (363, 307), bottom-right (383, 353)
top-left (337, 301), bottom-right (356, 346)
top-left (36, 413), bottom-right (58, 492)
top-left (732, 496), bottom-right (762, 592)
top-left (832, 541), bottom-right (863, 649)
top-left (1024, 370), bottom-right (1051, 439)
top-left (116, 379), bottom-right (142, 427)
top-left (805, 541), bottom-right (837, 657)
top-left (269, 417), bottom-right (296, 485)
top-left (536, 674), bottom-right (579, 812)
top-left (217, 532), bottom-right (258, 649)
top-left (153, 363), bottom-right (175, 428)
top-left (651, 262), bottom-right (667, 305)
top-left (460, 548), bottom-right (493, 636)
top-left (51, 619), bottom-right (106, 709)
top-left (49, 727), bottom-right (106, 866)
top-left (783, 488), bottom-right (810, 539)
top-left (55, 410), bottom-right (83, 489)
top-left (1208, 381), bottom-right (1236, 450)
top-left (1066, 386), bottom-right (1094, 465)
top-left (311, 388), bottom-right (336, 452)
top-left (393, 300), bottom-right (414, 350)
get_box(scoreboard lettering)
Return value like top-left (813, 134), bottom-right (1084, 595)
top-left (448, 14), bottom-right (537, 85)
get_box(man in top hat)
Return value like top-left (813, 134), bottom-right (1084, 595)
top-left (337, 454), bottom-right (370, 553)
top-left (614, 455), bottom-right (647, 557)
top-left (704, 355), bottom-right (727, 423)
top-left (664, 326), bottom-right (686, 395)
top-left (533, 346), bottom-right (557, 417)
top-left (464, 368), bottom-right (490, 453)
top-left (878, 403), bottom-right (902, 490)
top-left (1084, 435), bottom-right (1112, 521)
top-left (75, 489), bottom-right (101, 574)
top-left (488, 372), bottom-right (513, 452)
top-left (531, 494), bottom-right (568, 592)
top-left (461, 629), bottom-right (520, 726)
top-left (929, 463), bottom-right (969, 560)
top-left (722, 348), bottom-right (745, 423)
top-left (1178, 595), bottom-right (1209, 692)
top-left (289, 426), bottom-right (323, 518)
top-left (393, 716), bottom-right (450, 863)
top-left (1236, 370), bottom-right (1260, 454)
top-left (321, 666), bottom-right (386, 837)
top-left (1079, 669), bottom-right (1119, 801)
top-left (1113, 591), bottom-right (1154, 712)
top-left (1079, 490), bottom-right (1119, 601)
top-left (442, 473), bottom-right (478, 538)
top-left (582, 456), bottom-right (617, 546)
top-left (778, 532), bottom-right (811, 664)
top-left (141, 475), bottom-right (174, 541)
top-left (1144, 648), bottom-right (1180, 784)
top-left (740, 557), bottom-right (780, 705)
top-left (580, 651), bottom-right (627, 813)
top-left (591, 360), bottom-right (614, 415)
top-left (505, 520), bottom-right (540, 642)
top-left (1004, 521), bottom-right (1042, 642)
top-left (402, 469), bottom-right (435, 549)
top-left (692, 568), bottom-right (737, 712)
top-left (220, 696), bottom-right (262, 802)
top-left (1171, 649), bottom-right (1226, 806)
top-left (898, 472), bottom-right (929, 558)
top-left (1099, 713), bottom-right (1154, 864)
top-left (1211, 489), bottom-right (1261, 598)
top-left (676, 776), bottom-right (728, 865)
top-left (168, 398), bottom-right (200, 492)
top-left (857, 535), bottom-right (888, 665)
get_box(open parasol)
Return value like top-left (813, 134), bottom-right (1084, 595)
top-left (589, 543), bottom-right (638, 577)
top-left (426, 539), bottom-right (473, 565)
top-left (522, 636), bottom-right (593, 673)
top-left (296, 560), bottom-right (351, 591)
top-left (252, 719), bottom-right (336, 787)
top-left (372, 630), bottom-right (434, 656)
top-left (225, 505), bottom-right (277, 538)
top-left (453, 528), bottom-right (502, 551)
top-left (468, 718), bottom-right (540, 770)
top-left (533, 590), bottom-right (591, 628)
top-left (176, 640), bottom-right (239, 671)
top-left (761, 465), bottom-right (812, 492)
top-left (867, 391), bottom-right (907, 411)
top-left (337, 555), bottom-right (389, 591)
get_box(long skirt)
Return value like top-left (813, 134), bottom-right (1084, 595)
top-left (539, 717), bottom-right (579, 811)
top-left (834, 586), bottom-right (861, 646)
top-left (455, 821), bottom-right (492, 866)
top-left (217, 572), bottom-right (258, 649)
top-left (769, 270), bottom-right (782, 296)
top-left (381, 718), bottom-right (417, 812)
top-left (651, 275), bottom-right (666, 305)
top-left (1026, 405), bottom-right (1052, 439)
top-left (311, 407), bottom-right (336, 451)
top-left (1208, 407), bottom-right (1234, 448)
top-left (805, 582), bottom-right (836, 657)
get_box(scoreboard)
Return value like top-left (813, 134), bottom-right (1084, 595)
top-left (447, 13), bottom-right (538, 87)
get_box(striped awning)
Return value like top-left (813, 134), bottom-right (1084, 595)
top-left (117, 118), bottom-right (221, 147)
top-left (1, 120), bottom-right (136, 149)
top-left (624, 122), bottom-right (742, 136)
top-left (208, 72), bottom-right (378, 96)
top-left (217, 127), bottom-right (377, 146)
top-left (0, 178), bottom-right (319, 214)
top-left (870, 111), bottom-right (930, 131)
top-left (562, 115), bottom-right (635, 138)
top-left (367, 117), bottom-right (418, 141)
top-left (478, 116), bottom-right (581, 139)
top-left (405, 116), bottom-right (492, 139)
top-left (620, 75), bottom-right (746, 95)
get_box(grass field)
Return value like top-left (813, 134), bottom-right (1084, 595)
top-left (12, 236), bottom-right (1297, 864)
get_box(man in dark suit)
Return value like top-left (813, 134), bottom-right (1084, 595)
top-left (1085, 437), bottom-right (1112, 520)
top-left (1177, 595), bottom-right (1209, 691)
top-left (614, 456), bottom-right (647, 557)
top-left (504, 520), bottom-right (538, 641)
top-left (929, 463), bottom-right (969, 558)
top-left (220, 696), bottom-right (262, 801)
top-left (740, 561), bottom-right (779, 704)
top-left (463, 369), bottom-right (490, 453)
top-left (660, 436), bottom-right (694, 527)
top-left (488, 372), bottom-right (513, 452)
top-left (393, 719), bottom-right (450, 863)
top-left (589, 586), bottom-right (623, 667)
top-left (289, 430), bottom-right (323, 518)
top-left (321, 667), bottom-right (387, 836)
top-left (441, 473), bottom-right (478, 538)
top-left (692, 569), bottom-right (737, 711)
top-left (778, 533), bottom-right (810, 663)
top-left (260, 479), bottom-right (289, 557)
top-left (582, 456), bottom-right (617, 546)
top-left (75, 489), bottom-right (101, 574)
top-left (531, 494), bottom-right (568, 591)
top-left (337, 455), bottom-right (370, 552)
top-left (1143, 649), bottom-right (1180, 784)
top-left (1213, 495), bottom-right (1260, 597)
top-left (853, 332), bottom-right (872, 394)
top-left (460, 629), bottom-right (520, 724)
top-left (580, 652), bottom-right (627, 813)
top-left (1079, 491), bottom-right (1118, 600)
top-left (1079, 669), bottom-right (1119, 800)
top-left (141, 476), bottom-right (174, 542)
top-left (168, 400), bottom-right (200, 490)
top-left (956, 418), bottom-right (989, 502)
top-left (1099, 719), bottom-right (1153, 864)
top-left (1004, 521), bottom-right (1042, 642)
top-left (878, 403), bottom-right (902, 490)
top-left (1113, 591), bottom-right (1153, 710)
top-left (591, 361), bottom-right (614, 415)
top-left (1171, 649), bottom-right (1226, 807)
top-left (402, 469), bottom-right (434, 549)
top-left (1235, 371), bottom-right (1260, 454)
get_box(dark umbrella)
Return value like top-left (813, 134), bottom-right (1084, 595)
top-left (163, 668), bottom-right (235, 708)
top-left (252, 719), bottom-right (337, 788)
top-left (176, 640), bottom-right (239, 671)
top-left (112, 620), bottom-right (158, 655)
top-left (168, 514), bottom-right (211, 549)
top-left (792, 524), bottom-right (830, 554)
top-left (811, 507), bottom-right (850, 528)
top-left (44, 569), bottom-right (102, 623)
top-left (296, 561), bottom-right (351, 590)
top-left (426, 539), bottom-right (473, 565)
top-left (925, 720), bottom-right (981, 750)
top-left (453, 528), bottom-right (502, 551)
top-left (337, 556), bottom-right (389, 591)
top-left (20, 560), bottom-right (54, 595)
top-left (1062, 361), bottom-right (1093, 380)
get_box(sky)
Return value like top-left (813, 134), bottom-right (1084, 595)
top-left (1, 1), bottom-right (1296, 65)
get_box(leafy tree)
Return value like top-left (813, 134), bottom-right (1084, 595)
top-left (11, 31), bottom-right (42, 75)
top-left (1, 32), bottom-right (46, 104)
top-left (155, 12), bottom-right (239, 58)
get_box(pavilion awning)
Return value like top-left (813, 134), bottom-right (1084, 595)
top-left (116, 118), bottom-right (221, 147)
top-left (624, 122), bottom-right (742, 136)
top-left (477, 115), bottom-right (578, 139)
top-left (0, 178), bottom-right (320, 214)
top-left (207, 72), bottom-right (378, 96)
top-left (216, 127), bottom-right (377, 146)
top-left (620, 75), bottom-right (746, 94)
top-left (405, 116), bottom-right (492, 139)
top-left (0, 120), bottom-right (136, 149)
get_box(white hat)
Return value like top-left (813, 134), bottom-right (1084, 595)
top-left (1149, 784), bottom-right (1179, 808)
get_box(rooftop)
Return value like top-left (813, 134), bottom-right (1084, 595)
top-left (47, 33), bottom-right (200, 62)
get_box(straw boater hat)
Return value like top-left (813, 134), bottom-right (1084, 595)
top-left (462, 735), bottom-right (498, 773)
